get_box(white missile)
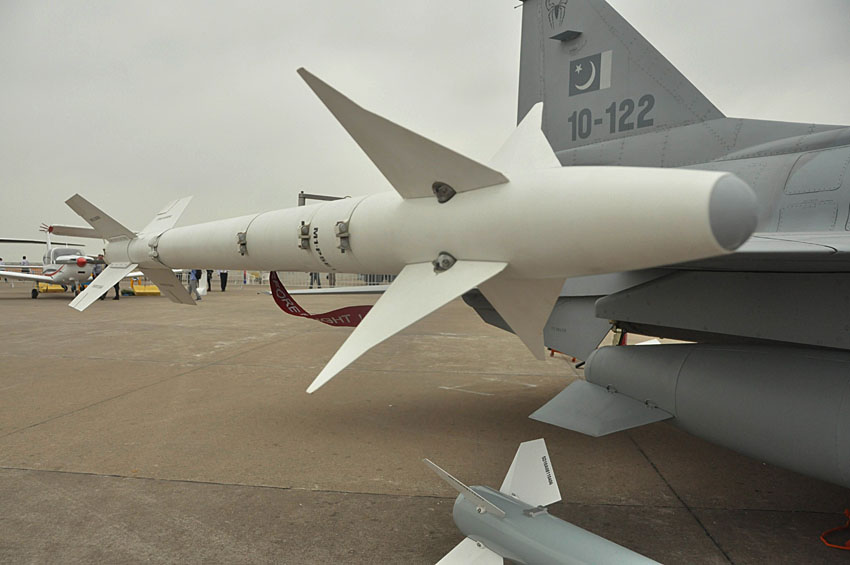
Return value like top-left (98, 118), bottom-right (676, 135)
top-left (425, 439), bottom-right (660, 564)
top-left (65, 69), bottom-right (757, 393)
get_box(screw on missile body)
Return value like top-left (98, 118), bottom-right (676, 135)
top-left (432, 182), bottom-right (456, 203)
top-left (432, 252), bottom-right (457, 273)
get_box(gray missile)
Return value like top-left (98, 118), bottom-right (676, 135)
top-left (532, 343), bottom-right (850, 489)
top-left (425, 439), bottom-right (660, 564)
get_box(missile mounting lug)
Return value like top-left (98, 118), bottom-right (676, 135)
top-left (297, 222), bottom-right (311, 250)
top-left (432, 252), bottom-right (457, 273)
top-left (335, 221), bottom-right (351, 252)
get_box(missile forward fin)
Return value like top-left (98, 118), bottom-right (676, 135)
top-left (306, 261), bottom-right (508, 393)
top-left (437, 537), bottom-right (502, 565)
top-left (499, 438), bottom-right (561, 507)
top-left (69, 262), bottom-right (139, 311)
top-left (477, 275), bottom-right (565, 360)
top-left (489, 103), bottom-right (560, 172)
top-left (297, 68), bottom-right (509, 200)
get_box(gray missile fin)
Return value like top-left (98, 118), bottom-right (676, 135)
top-left (499, 438), bottom-right (561, 507)
top-left (306, 261), bottom-right (507, 393)
top-left (489, 102), bottom-right (560, 173)
top-left (423, 459), bottom-right (506, 518)
top-left (65, 194), bottom-right (136, 241)
top-left (297, 68), bottom-right (509, 200)
top-left (478, 275), bottom-right (565, 360)
top-left (437, 537), bottom-right (502, 565)
top-left (530, 379), bottom-right (672, 437)
top-left (69, 263), bottom-right (139, 312)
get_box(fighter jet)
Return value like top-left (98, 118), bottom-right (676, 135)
top-left (465, 0), bottom-right (850, 490)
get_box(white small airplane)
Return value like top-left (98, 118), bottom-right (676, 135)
top-left (0, 226), bottom-right (106, 298)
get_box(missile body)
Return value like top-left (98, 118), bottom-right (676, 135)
top-left (427, 439), bottom-right (659, 564)
top-left (452, 487), bottom-right (658, 565)
top-left (111, 166), bottom-right (753, 281)
top-left (67, 70), bottom-right (756, 392)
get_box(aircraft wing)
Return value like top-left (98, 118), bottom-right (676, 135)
top-left (679, 232), bottom-right (850, 272)
top-left (0, 270), bottom-right (56, 284)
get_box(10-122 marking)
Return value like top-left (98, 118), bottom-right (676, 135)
top-left (567, 94), bottom-right (655, 141)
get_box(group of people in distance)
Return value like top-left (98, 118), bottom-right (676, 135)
top-left (187, 269), bottom-right (228, 301)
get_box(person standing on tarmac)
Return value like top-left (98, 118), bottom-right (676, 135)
top-left (188, 269), bottom-right (203, 301)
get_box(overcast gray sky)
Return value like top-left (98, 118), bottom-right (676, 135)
top-left (1, 1), bottom-right (849, 262)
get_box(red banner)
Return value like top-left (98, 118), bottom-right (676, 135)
top-left (269, 271), bottom-right (372, 327)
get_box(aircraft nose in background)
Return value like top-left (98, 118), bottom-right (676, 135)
top-left (708, 174), bottom-right (758, 251)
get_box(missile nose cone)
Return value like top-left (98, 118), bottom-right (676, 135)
top-left (709, 174), bottom-right (758, 251)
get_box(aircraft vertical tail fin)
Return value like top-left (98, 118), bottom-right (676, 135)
top-left (519, 0), bottom-right (723, 154)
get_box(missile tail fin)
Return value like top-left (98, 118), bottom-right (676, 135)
top-left (297, 68), bottom-right (508, 200)
top-left (489, 102), bottom-right (560, 172)
top-left (499, 438), bottom-right (561, 507)
top-left (69, 263), bottom-right (138, 311)
top-left (437, 537), bottom-right (503, 565)
top-left (306, 260), bottom-right (508, 393)
top-left (478, 275), bottom-right (565, 360)
top-left (65, 194), bottom-right (136, 241)
top-left (140, 196), bottom-right (192, 236)
top-left (423, 458), bottom-right (506, 518)
top-left (140, 266), bottom-right (196, 305)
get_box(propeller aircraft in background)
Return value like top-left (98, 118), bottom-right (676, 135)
top-left (0, 225), bottom-right (103, 298)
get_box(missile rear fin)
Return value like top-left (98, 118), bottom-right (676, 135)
top-left (140, 196), bottom-right (193, 236)
top-left (478, 275), bottom-right (565, 360)
top-left (65, 194), bottom-right (136, 242)
top-left (489, 103), bottom-right (561, 172)
top-left (65, 193), bottom-right (198, 310)
top-left (68, 262), bottom-right (139, 312)
top-left (499, 438), bottom-right (562, 507)
top-left (297, 68), bottom-right (509, 200)
top-left (423, 458), bottom-right (506, 518)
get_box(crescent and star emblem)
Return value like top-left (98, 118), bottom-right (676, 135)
top-left (574, 61), bottom-right (596, 91)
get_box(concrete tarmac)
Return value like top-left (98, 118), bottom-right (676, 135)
top-left (0, 284), bottom-right (848, 564)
